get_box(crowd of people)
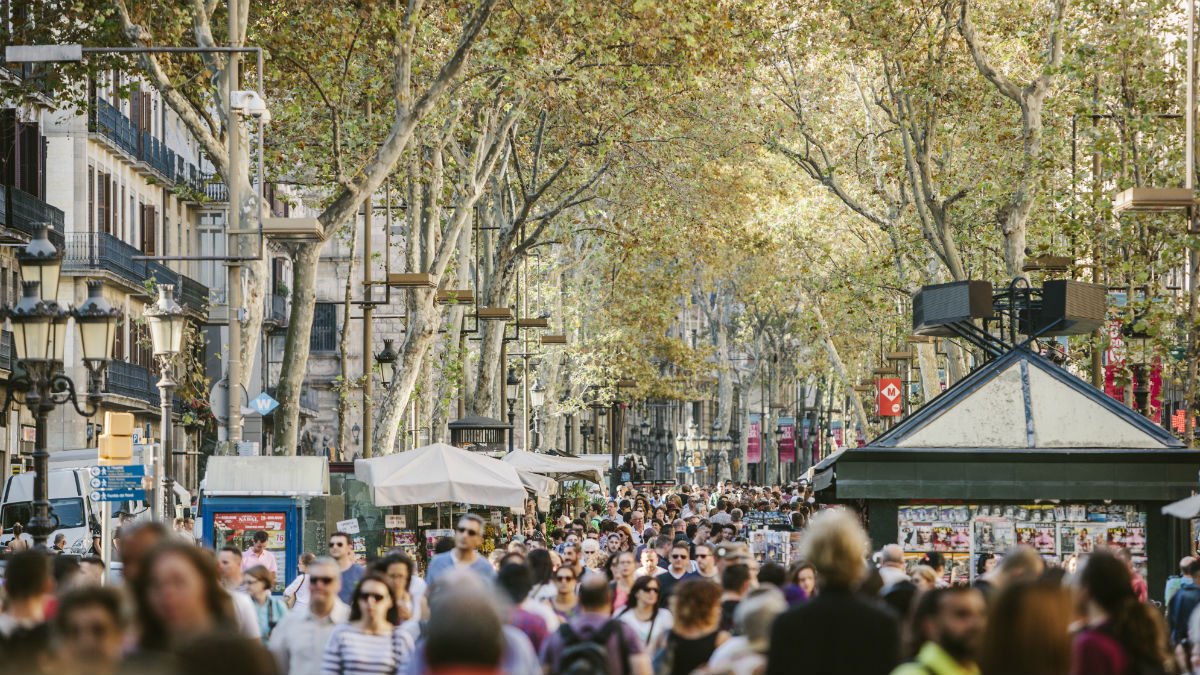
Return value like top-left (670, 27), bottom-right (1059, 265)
top-left (0, 481), bottom-right (1192, 675)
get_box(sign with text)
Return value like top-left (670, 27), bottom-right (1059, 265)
top-left (89, 465), bottom-right (148, 501)
top-left (336, 518), bottom-right (361, 534)
top-left (746, 414), bottom-right (762, 464)
top-left (877, 378), bottom-right (903, 417)
top-left (777, 416), bottom-right (795, 464)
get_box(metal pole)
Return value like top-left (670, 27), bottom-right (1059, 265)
top-left (507, 400), bottom-right (516, 453)
top-left (158, 360), bottom-right (177, 523)
top-left (225, 0), bottom-right (243, 447)
top-left (28, 369), bottom-right (53, 549)
top-left (610, 401), bottom-right (619, 497)
top-left (362, 197), bottom-right (374, 458)
top-left (1187, 0), bottom-right (1199, 446)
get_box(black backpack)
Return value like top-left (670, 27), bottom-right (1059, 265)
top-left (558, 620), bottom-right (628, 675)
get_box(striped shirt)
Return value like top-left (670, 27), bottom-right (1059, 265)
top-left (321, 623), bottom-right (415, 675)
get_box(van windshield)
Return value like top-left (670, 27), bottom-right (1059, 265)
top-left (1, 498), bottom-right (87, 531)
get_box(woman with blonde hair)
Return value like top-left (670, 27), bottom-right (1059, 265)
top-left (910, 565), bottom-right (940, 592)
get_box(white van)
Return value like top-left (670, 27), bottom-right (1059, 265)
top-left (0, 468), bottom-right (102, 553)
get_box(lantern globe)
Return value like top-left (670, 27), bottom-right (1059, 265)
top-left (144, 284), bottom-right (186, 358)
top-left (73, 280), bottom-right (120, 363)
top-left (16, 224), bottom-right (62, 307)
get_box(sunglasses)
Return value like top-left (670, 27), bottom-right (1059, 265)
top-left (358, 592), bottom-right (387, 603)
top-left (309, 576), bottom-right (336, 586)
top-left (555, 575), bottom-right (576, 582)
top-left (670, 554), bottom-right (688, 559)
top-left (457, 527), bottom-right (480, 537)
top-left (695, 554), bottom-right (710, 559)
top-left (328, 542), bottom-right (345, 548)
top-left (641, 587), bottom-right (660, 593)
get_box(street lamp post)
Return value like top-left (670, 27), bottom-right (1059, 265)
top-left (2, 226), bottom-right (119, 548)
top-left (506, 367), bottom-right (519, 452)
top-left (144, 284), bottom-right (187, 523)
top-left (369, 339), bottom-right (398, 456)
top-left (530, 380), bottom-right (545, 451)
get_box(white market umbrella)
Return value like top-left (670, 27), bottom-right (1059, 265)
top-left (1163, 493), bottom-right (1200, 519)
top-left (501, 449), bottom-right (606, 484)
top-left (355, 442), bottom-right (527, 509)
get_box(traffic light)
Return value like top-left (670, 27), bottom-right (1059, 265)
top-left (99, 412), bottom-right (135, 465)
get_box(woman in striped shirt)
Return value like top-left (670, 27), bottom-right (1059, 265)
top-left (321, 572), bottom-right (415, 675)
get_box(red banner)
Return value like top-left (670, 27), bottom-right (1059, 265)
top-left (877, 378), bottom-right (903, 417)
top-left (746, 414), bottom-right (761, 464)
top-left (778, 418), bottom-right (795, 463)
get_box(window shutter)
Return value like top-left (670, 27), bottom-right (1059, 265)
top-left (141, 204), bottom-right (156, 255)
top-left (88, 166), bottom-right (95, 232)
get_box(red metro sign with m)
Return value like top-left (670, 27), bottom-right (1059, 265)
top-left (877, 378), bottom-right (903, 417)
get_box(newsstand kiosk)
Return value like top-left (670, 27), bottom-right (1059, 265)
top-left (200, 456), bottom-right (329, 592)
top-left (818, 280), bottom-right (1200, 600)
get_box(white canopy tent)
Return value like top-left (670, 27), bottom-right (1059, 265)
top-left (204, 456), bottom-right (329, 496)
top-left (354, 443), bottom-right (528, 509)
top-left (501, 449), bottom-right (606, 484)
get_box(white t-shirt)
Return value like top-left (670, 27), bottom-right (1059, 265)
top-left (618, 607), bottom-right (673, 649)
top-left (284, 573), bottom-right (310, 612)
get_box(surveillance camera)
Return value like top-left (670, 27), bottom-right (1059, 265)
top-left (230, 90), bottom-right (271, 124)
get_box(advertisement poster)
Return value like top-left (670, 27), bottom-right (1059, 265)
top-left (746, 414), bottom-right (761, 464)
top-left (778, 417), bottom-right (795, 464)
top-left (1016, 525), bottom-right (1057, 555)
top-left (213, 512), bottom-right (287, 591)
top-left (425, 529), bottom-right (453, 563)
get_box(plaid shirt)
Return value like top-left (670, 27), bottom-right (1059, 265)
top-left (509, 606), bottom-right (549, 654)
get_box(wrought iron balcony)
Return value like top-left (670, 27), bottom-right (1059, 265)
top-left (105, 360), bottom-right (159, 406)
top-left (92, 98), bottom-right (139, 158)
top-left (62, 232), bottom-right (179, 294)
top-left (178, 274), bottom-right (210, 315)
top-left (4, 185), bottom-right (65, 243)
top-left (140, 130), bottom-right (177, 181)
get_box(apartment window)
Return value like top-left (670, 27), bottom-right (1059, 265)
top-left (119, 185), bottom-right (125, 240)
top-left (310, 303), bottom-right (337, 352)
top-left (140, 204), bottom-right (156, 254)
top-left (96, 172), bottom-right (109, 235)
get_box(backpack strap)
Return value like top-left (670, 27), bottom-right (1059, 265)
top-left (559, 622), bottom-right (583, 647)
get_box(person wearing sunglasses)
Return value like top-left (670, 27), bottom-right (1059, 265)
top-left (321, 572), bottom-right (414, 675)
top-left (548, 567), bottom-right (580, 622)
top-left (328, 532), bottom-right (365, 605)
top-left (425, 514), bottom-right (495, 587)
top-left (657, 544), bottom-right (699, 610)
top-left (617, 574), bottom-right (673, 651)
top-left (269, 557), bottom-right (350, 675)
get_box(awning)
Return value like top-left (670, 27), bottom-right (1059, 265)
top-left (517, 469), bottom-right (559, 496)
top-left (204, 456), bottom-right (329, 496)
top-left (355, 442), bottom-right (528, 510)
top-left (501, 449), bottom-right (605, 484)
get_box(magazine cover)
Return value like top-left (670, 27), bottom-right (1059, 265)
top-left (1060, 525), bottom-right (1103, 555)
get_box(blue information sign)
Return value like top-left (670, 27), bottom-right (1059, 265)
top-left (89, 465), bottom-right (148, 501)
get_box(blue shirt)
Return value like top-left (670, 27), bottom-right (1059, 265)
top-left (253, 594), bottom-right (288, 642)
top-left (424, 549), bottom-right (496, 587)
top-left (339, 564), bottom-right (367, 604)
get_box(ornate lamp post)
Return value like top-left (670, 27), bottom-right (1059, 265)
top-left (506, 367), bottom-right (519, 452)
top-left (2, 226), bottom-right (119, 548)
top-left (144, 284), bottom-right (186, 522)
top-left (530, 380), bottom-right (545, 450)
top-left (375, 338), bottom-right (399, 389)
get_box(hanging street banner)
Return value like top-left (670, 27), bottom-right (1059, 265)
top-left (777, 416), bottom-right (795, 464)
top-left (878, 377), bottom-right (903, 417)
top-left (746, 413), bottom-right (762, 464)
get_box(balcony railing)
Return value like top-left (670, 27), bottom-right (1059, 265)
top-left (105, 360), bottom-right (159, 406)
top-left (62, 232), bottom-right (179, 292)
top-left (93, 98), bottom-right (139, 158)
top-left (7, 185), bottom-right (65, 242)
top-left (0, 330), bottom-right (13, 372)
top-left (201, 173), bottom-right (228, 202)
top-left (92, 99), bottom-right (177, 183)
top-left (178, 274), bottom-right (210, 314)
top-left (268, 294), bottom-right (288, 327)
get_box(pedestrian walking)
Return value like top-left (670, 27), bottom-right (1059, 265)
top-left (978, 580), bottom-right (1072, 675)
top-left (320, 573), bottom-right (415, 675)
top-left (718, 564), bottom-right (752, 633)
top-left (1169, 558), bottom-right (1200, 650)
top-left (766, 509), bottom-right (900, 675)
top-left (658, 543), bottom-right (699, 609)
top-left (218, 544), bottom-right (269, 639)
top-left (422, 580), bottom-right (507, 675)
top-left (547, 565), bottom-right (580, 623)
top-left (610, 551), bottom-right (638, 612)
top-left (269, 557), bottom-right (351, 675)
top-left (0, 550), bottom-right (52, 674)
top-left (706, 587), bottom-right (787, 675)
top-left (285, 552), bottom-right (317, 611)
top-left (616, 574), bottom-right (673, 650)
top-left (243, 530), bottom-right (280, 578)
top-left (328, 532), bottom-right (367, 604)
top-left (425, 514), bottom-right (495, 587)
top-left (1071, 550), bottom-right (1169, 675)
top-left (53, 586), bottom-right (129, 675)
top-left (659, 577), bottom-right (727, 675)
top-left (498, 563), bottom-right (550, 654)
top-left (246, 565), bottom-right (289, 642)
top-left (890, 587), bottom-right (986, 675)
top-left (540, 575), bottom-right (651, 675)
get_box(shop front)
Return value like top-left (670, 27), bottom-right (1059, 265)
top-left (824, 348), bottom-right (1200, 600)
